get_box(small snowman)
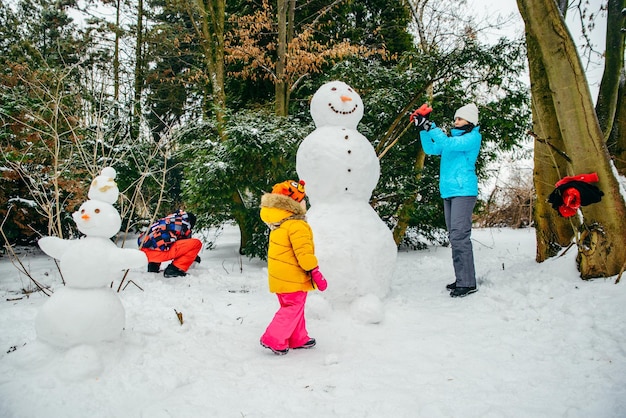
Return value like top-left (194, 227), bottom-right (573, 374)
top-left (35, 167), bottom-right (147, 347)
top-left (296, 81), bottom-right (397, 323)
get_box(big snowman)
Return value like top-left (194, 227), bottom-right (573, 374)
top-left (36, 167), bottom-right (147, 347)
top-left (296, 81), bottom-right (397, 322)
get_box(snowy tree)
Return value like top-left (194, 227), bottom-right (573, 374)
top-left (518, 0), bottom-right (626, 278)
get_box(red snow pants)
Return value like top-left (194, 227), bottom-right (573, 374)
top-left (140, 238), bottom-right (202, 271)
top-left (260, 291), bottom-right (310, 351)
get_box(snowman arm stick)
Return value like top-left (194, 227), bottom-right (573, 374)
top-left (117, 270), bottom-right (130, 293)
top-left (378, 121), bottom-right (413, 160)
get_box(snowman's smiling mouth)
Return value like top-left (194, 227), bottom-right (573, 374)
top-left (328, 103), bottom-right (359, 115)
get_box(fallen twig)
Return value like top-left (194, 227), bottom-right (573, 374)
top-left (117, 269), bottom-right (130, 292)
top-left (122, 280), bottom-right (144, 292)
top-left (558, 241), bottom-right (576, 258)
top-left (174, 309), bottom-right (184, 325)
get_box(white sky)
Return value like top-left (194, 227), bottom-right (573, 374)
top-left (471, 0), bottom-right (607, 98)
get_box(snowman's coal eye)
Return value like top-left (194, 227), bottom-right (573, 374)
top-left (81, 209), bottom-right (85, 214)
top-left (331, 87), bottom-right (337, 91)
top-left (95, 208), bottom-right (100, 213)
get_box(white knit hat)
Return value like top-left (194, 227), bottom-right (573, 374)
top-left (454, 103), bottom-right (479, 125)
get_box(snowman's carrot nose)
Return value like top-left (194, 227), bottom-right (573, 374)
top-left (340, 95), bottom-right (352, 102)
top-left (81, 213), bottom-right (90, 220)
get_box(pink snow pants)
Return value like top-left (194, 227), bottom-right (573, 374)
top-left (141, 238), bottom-right (202, 272)
top-left (260, 291), bottom-right (310, 351)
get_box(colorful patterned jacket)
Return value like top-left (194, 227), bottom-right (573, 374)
top-left (138, 210), bottom-right (193, 250)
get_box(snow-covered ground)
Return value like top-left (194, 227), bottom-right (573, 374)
top-left (1, 225), bottom-right (625, 417)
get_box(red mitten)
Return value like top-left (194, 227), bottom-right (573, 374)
top-left (558, 187), bottom-right (581, 217)
top-left (310, 267), bottom-right (327, 291)
top-left (409, 103), bottom-right (433, 122)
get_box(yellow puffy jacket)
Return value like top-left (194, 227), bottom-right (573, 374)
top-left (260, 193), bottom-right (318, 293)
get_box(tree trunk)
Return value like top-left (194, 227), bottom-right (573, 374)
top-left (132, 0), bottom-right (144, 141)
top-left (275, 0), bottom-right (289, 116)
top-left (392, 148), bottom-right (426, 245)
top-left (183, 0), bottom-right (226, 138)
top-left (595, 0), bottom-right (626, 140)
top-left (231, 190), bottom-right (250, 255)
top-left (525, 30), bottom-right (575, 261)
top-left (518, 0), bottom-right (626, 278)
top-left (113, 0), bottom-right (121, 103)
top-left (608, 72), bottom-right (626, 174)
top-left (195, 0), bottom-right (226, 137)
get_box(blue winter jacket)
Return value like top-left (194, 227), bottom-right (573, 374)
top-left (420, 123), bottom-right (481, 198)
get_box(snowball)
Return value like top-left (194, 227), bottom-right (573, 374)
top-left (36, 287), bottom-right (125, 347)
top-left (73, 200), bottom-right (121, 238)
top-left (350, 293), bottom-right (385, 324)
top-left (100, 166), bottom-right (117, 179)
top-left (310, 80), bottom-right (364, 129)
top-left (59, 345), bottom-right (103, 380)
top-left (296, 126), bottom-right (379, 204)
top-left (88, 167), bottom-right (119, 204)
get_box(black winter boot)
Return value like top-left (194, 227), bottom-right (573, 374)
top-left (446, 282), bottom-right (457, 290)
top-left (164, 263), bottom-right (187, 278)
top-left (260, 341), bottom-right (289, 355)
top-left (293, 338), bottom-right (316, 349)
top-left (450, 286), bottom-right (477, 298)
top-left (147, 262), bottom-right (160, 273)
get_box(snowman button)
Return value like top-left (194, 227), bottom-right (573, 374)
top-left (345, 135), bottom-right (349, 140)
top-left (347, 150), bottom-right (352, 154)
top-left (348, 169), bottom-right (352, 172)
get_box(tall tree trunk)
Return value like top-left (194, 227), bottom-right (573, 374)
top-left (518, 0), bottom-right (626, 279)
top-left (230, 191), bottom-right (248, 255)
top-left (525, 29), bottom-right (575, 261)
top-left (595, 0), bottom-right (626, 140)
top-left (113, 0), bottom-right (121, 104)
top-left (275, 0), bottom-right (289, 116)
top-left (608, 72), bottom-right (626, 174)
top-left (186, 0), bottom-right (226, 139)
top-left (132, 0), bottom-right (144, 141)
top-left (392, 148), bottom-right (426, 244)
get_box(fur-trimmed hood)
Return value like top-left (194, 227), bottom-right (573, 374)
top-left (261, 193), bottom-right (306, 214)
top-left (260, 193), bottom-right (306, 227)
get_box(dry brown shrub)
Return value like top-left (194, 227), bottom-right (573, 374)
top-left (475, 174), bottom-right (535, 228)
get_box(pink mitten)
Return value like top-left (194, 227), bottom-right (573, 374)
top-left (310, 267), bottom-right (328, 291)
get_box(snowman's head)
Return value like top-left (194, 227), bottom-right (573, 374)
top-left (88, 166), bottom-right (119, 205)
top-left (73, 200), bottom-right (121, 238)
top-left (310, 81), bottom-right (364, 129)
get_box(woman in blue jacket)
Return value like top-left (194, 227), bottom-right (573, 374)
top-left (412, 103), bottom-right (481, 297)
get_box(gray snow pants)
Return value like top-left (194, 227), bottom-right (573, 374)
top-left (443, 196), bottom-right (477, 288)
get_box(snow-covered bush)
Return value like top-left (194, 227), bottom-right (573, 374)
top-left (180, 110), bottom-right (312, 259)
